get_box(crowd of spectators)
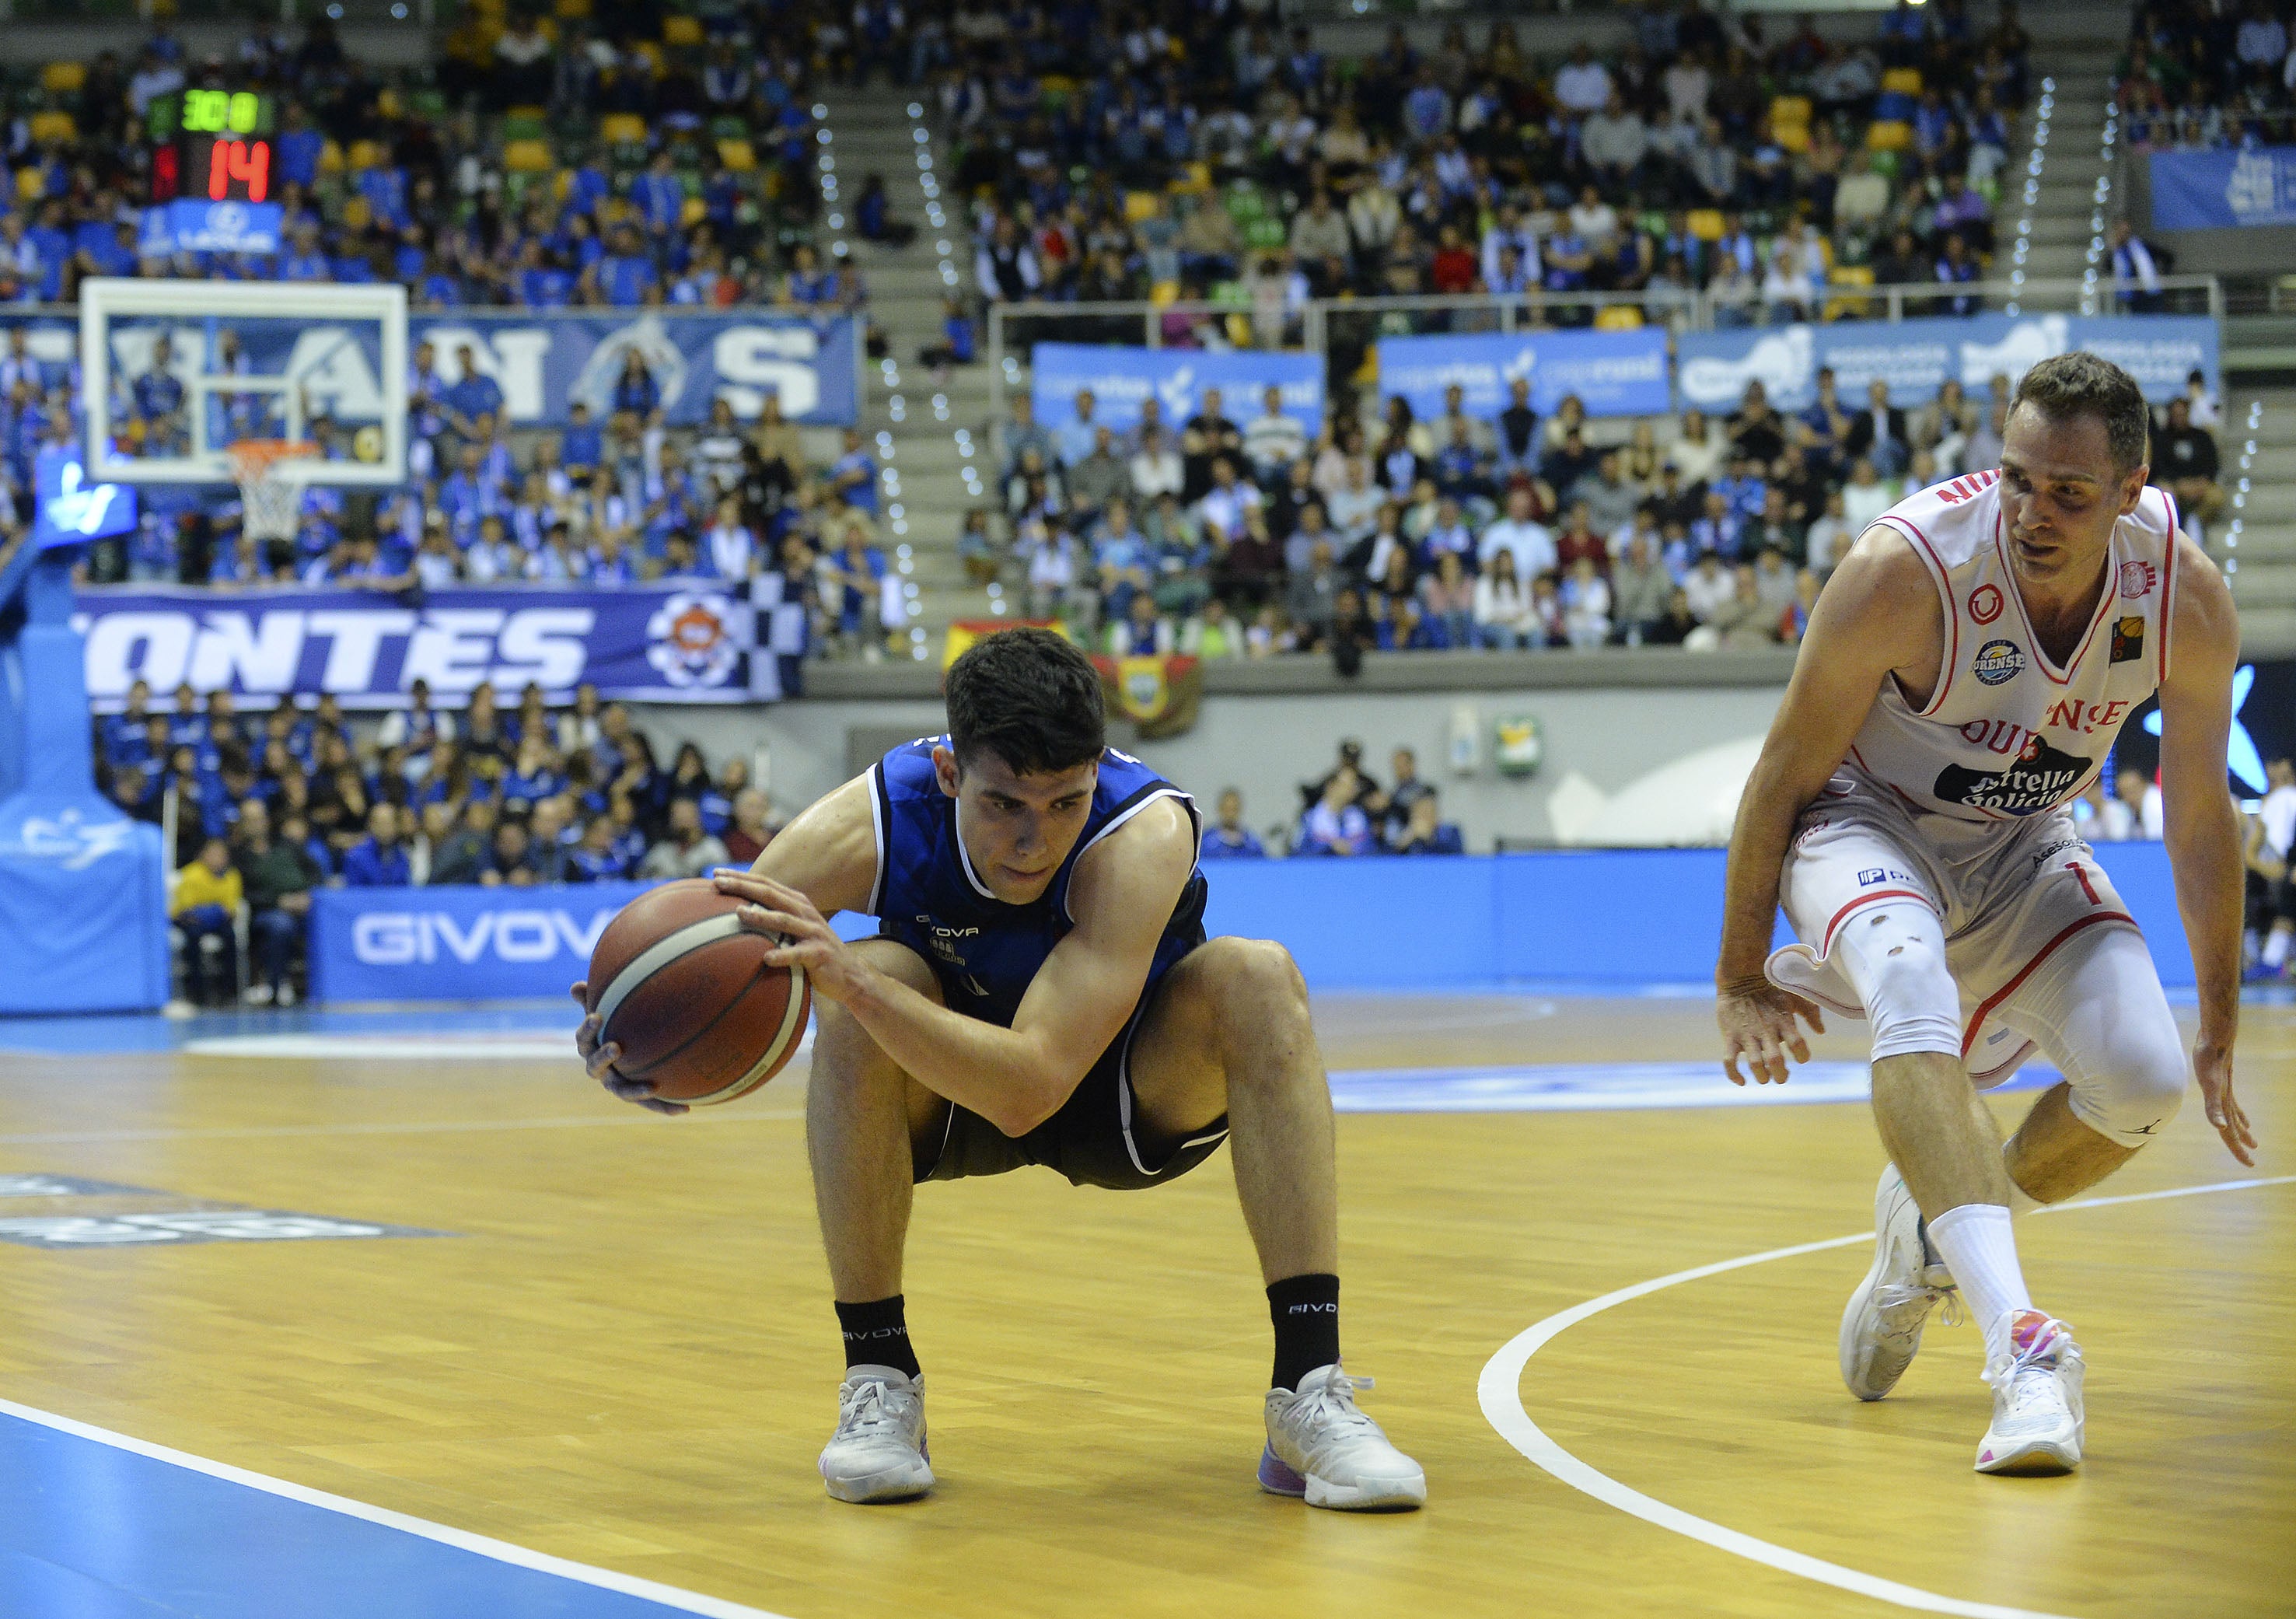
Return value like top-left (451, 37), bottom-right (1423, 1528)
top-left (2116, 0), bottom-right (2296, 149)
top-left (75, 350), bottom-right (920, 657)
top-left (1200, 742), bottom-right (1462, 858)
top-left (98, 676), bottom-right (773, 1005)
top-left (956, 0), bottom-right (2032, 331)
top-left (981, 356), bottom-right (2227, 663)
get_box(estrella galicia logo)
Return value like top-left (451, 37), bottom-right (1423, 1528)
top-left (1934, 739), bottom-right (2096, 815)
top-left (1972, 638), bottom-right (2025, 686)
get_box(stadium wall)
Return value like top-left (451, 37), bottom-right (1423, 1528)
top-left (301, 841), bottom-right (2193, 1003)
top-left (633, 679), bottom-right (1798, 851)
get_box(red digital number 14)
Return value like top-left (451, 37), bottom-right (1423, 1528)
top-left (207, 139), bottom-right (270, 203)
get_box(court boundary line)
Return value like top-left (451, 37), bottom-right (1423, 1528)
top-left (1478, 1173), bottom-right (2296, 1619)
top-left (0, 1396), bottom-right (799, 1619)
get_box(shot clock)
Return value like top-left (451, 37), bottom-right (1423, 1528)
top-left (146, 88), bottom-right (278, 205)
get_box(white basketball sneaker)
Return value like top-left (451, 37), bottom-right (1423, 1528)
top-left (1260, 1364), bottom-right (1426, 1510)
top-left (1975, 1312), bottom-right (2085, 1475)
top-left (1840, 1163), bottom-right (1962, 1401)
top-left (819, 1365), bottom-right (934, 1503)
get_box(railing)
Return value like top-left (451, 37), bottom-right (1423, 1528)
top-left (984, 275), bottom-right (2224, 416)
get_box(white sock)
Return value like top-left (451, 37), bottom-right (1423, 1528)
top-left (2266, 930), bottom-right (2291, 969)
top-left (1925, 1203), bottom-right (2034, 1362)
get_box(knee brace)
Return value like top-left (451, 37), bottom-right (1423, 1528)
top-left (1830, 901), bottom-right (1963, 1061)
top-left (2045, 929), bottom-right (2189, 1148)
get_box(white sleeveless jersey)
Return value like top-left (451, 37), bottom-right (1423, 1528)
top-left (1845, 470), bottom-right (2181, 827)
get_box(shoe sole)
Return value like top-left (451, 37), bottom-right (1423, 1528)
top-left (1840, 1170), bottom-right (1925, 1402)
top-left (1257, 1444), bottom-right (1424, 1510)
top-left (822, 1459), bottom-right (935, 1503)
top-left (1975, 1434), bottom-right (2081, 1475)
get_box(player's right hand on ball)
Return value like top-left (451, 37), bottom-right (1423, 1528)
top-left (1716, 977), bottom-right (1824, 1087)
top-left (568, 982), bottom-right (689, 1116)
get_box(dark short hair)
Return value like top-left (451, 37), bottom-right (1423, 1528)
top-left (2010, 352), bottom-right (2149, 474)
top-left (945, 627), bottom-right (1105, 776)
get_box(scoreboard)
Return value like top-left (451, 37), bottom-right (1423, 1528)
top-left (146, 89), bottom-right (278, 205)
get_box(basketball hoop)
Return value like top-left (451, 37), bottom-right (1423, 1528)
top-left (225, 439), bottom-right (320, 543)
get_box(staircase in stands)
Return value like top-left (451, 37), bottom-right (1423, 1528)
top-left (818, 84), bottom-right (998, 661)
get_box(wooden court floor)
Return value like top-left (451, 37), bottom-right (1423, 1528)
top-left (0, 993), bottom-right (2290, 1619)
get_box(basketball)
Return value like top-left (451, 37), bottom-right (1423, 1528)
top-left (585, 878), bottom-right (811, 1106)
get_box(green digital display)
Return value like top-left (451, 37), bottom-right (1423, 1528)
top-left (146, 89), bottom-right (275, 145)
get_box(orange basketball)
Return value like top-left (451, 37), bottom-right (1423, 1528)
top-left (585, 878), bottom-right (811, 1105)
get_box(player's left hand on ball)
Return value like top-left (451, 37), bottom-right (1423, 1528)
top-left (568, 982), bottom-right (688, 1115)
top-left (1716, 978), bottom-right (1824, 1087)
top-left (711, 868), bottom-right (866, 998)
top-left (2192, 1037), bottom-right (2256, 1166)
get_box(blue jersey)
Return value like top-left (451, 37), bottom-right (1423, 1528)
top-left (868, 738), bottom-right (1205, 1027)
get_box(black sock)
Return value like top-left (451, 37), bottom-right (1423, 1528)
top-left (1266, 1273), bottom-right (1340, 1392)
top-left (835, 1296), bottom-right (921, 1379)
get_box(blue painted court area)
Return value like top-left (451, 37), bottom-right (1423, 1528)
top-left (0, 1400), bottom-right (780, 1619)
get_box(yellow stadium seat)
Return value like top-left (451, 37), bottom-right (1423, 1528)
top-left (1041, 75), bottom-right (1076, 98)
top-left (376, 88), bottom-right (404, 119)
top-left (504, 138), bottom-right (554, 173)
top-left (1224, 313), bottom-right (1255, 347)
top-left (348, 138), bottom-right (390, 170)
top-left (680, 196), bottom-right (708, 227)
top-left (317, 138), bottom-right (344, 175)
top-left (1775, 122), bottom-right (1809, 153)
top-left (1866, 121), bottom-right (1913, 152)
top-left (599, 113), bottom-right (648, 146)
top-left (1124, 190), bottom-right (1161, 223)
top-left (1686, 208), bottom-right (1725, 242)
top-left (1169, 162), bottom-right (1213, 196)
top-left (1150, 278), bottom-right (1180, 306)
top-left (341, 194), bottom-right (372, 229)
top-left (1881, 68), bottom-right (1923, 96)
top-left (40, 61), bottom-right (86, 96)
top-left (554, 0), bottom-right (591, 17)
top-left (1823, 263), bottom-right (1876, 321)
top-left (15, 168), bottom-right (42, 204)
top-left (715, 138), bottom-right (756, 171)
top-left (1769, 95), bottom-right (1812, 128)
top-left (662, 13), bottom-right (703, 45)
top-left (27, 111), bottom-right (75, 144)
top-left (508, 103), bottom-right (549, 121)
top-left (1594, 304), bottom-right (1644, 330)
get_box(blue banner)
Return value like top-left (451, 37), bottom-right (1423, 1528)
top-left (1029, 345), bottom-right (1325, 435)
top-left (1373, 329), bottom-right (1672, 420)
top-left (412, 312), bottom-right (860, 428)
top-left (309, 881), bottom-right (650, 1003)
top-left (1676, 313), bottom-right (2218, 413)
top-left (2149, 147), bottom-right (2296, 230)
top-left (12, 310), bottom-right (858, 432)
top-left (74, 578), bottom-right (807, 709)
top-left (141, 200), bottom-right (284, 255)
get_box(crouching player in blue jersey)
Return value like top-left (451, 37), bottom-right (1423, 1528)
top-left (575, 628), bottom-right (1423, 1510)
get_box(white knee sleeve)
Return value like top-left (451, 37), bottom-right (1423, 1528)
top-left (1830, 901), bottom-right (1962, 1061)
top-left (2018, 925), bottom-right (2189, 1148)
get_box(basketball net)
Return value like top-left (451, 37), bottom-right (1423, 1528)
top-left (225, 439), bottom-right (320, 543)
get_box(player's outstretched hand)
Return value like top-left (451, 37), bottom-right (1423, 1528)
top-left (711, 868), bottom-right (869, 1002)
top-left (568, 981), bottom-right (689, 1115)
top-left (1716, 977), bottom-right (1825, 1087)
top-left (2192, 1037), bottom-right (2256, 1166)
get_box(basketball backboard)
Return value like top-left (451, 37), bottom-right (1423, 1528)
top-left (79, 278), bottom-right (408, 488)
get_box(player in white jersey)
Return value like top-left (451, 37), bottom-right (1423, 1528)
top-left (1714, 354), bottom-right (2256, 1477)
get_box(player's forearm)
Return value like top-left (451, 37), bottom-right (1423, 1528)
top-left (838, 967), bottom-right (1076, 1135)
top-left (2165, 800), bottom-right (2244, 1046)
top-left (1717, 765), bottom-right (1803, 986)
